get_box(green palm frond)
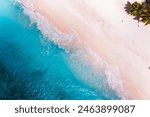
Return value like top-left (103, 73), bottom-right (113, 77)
top-left (127, 1), bottom-right (150, 25)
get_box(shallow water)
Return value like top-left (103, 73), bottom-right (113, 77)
top-left (0, 0), bottom-right (121, 100)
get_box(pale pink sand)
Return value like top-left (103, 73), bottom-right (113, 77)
top-left (25, 0), bottom-right (150, 99)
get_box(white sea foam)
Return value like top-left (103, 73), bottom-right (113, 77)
top-left (15, 0), bottom-right (128, 99)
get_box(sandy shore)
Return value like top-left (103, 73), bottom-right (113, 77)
top-left (23, 0), bottom-right (150, 99)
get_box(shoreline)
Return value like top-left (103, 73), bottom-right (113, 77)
top-left (22, 0), bottom-right (150, 99)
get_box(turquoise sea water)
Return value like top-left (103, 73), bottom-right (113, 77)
top-left (0, 0), bottom-right (121, 100)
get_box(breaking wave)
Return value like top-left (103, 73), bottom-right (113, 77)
top-left (15, 0), bottom-right (128, 99)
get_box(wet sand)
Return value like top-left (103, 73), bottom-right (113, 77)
top-left (22, 0), bottom-right (150, 99)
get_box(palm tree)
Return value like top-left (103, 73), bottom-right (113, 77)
top-left (124, 1), bottom-right (150, 25)
top-left (141, 9), bottom-right (150, 25)
top-left (129, 2), bottom-right (143, 21)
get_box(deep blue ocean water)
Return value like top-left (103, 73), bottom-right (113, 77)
top-left (0, 0), bottom-right (121, 100)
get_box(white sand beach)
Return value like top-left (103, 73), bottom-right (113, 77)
top-left (21, 0), bottom-right (150, 99)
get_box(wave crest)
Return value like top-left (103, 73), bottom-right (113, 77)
top-left (15, 0), bottom-right (128, 99)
